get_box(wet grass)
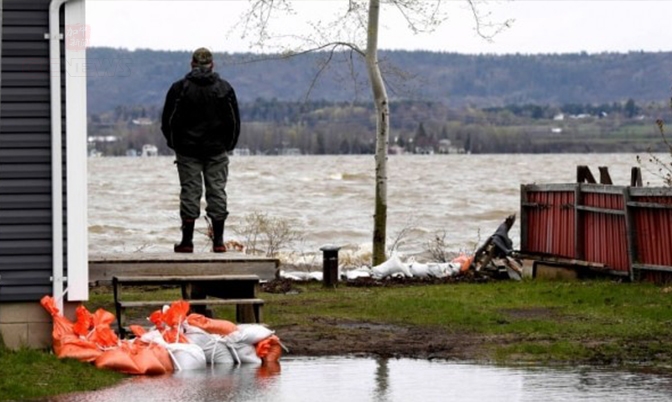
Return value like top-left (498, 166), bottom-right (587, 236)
top-left (5, 277), bottom-right (672, 401)
top-left (0, 346), bottom-right (124, 402)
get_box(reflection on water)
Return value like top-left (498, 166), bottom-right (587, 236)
top-left (47, 357), bottom-right (672, 402)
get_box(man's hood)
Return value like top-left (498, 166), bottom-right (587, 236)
top-left (185, 67), bottom-right (219, 86)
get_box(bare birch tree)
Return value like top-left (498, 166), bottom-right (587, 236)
top-left (235, 0), bottom-right (511, 266)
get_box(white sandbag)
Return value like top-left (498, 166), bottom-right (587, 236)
top-left (372, 252), bottom-right (411, 279)
top-left (233, 343), bottom-right (262, 365)
top-left (206, 339), bottom-right (235, 365)
top-left (408, 262), bottom-right (433, 278)
top-left (139, 329), bottom-right (166, 345)
top-left (279, 270), bottom-right (313, 281)
top-left (308, 271), bottom-right (323, 281)
top-left (342, 267), bottom-right (372, 280)
top-left (236, 324), bottom-right (274, 345)
top-left (434, 262), bottom-right (464, 277)
top-left (447, 262), bottom-right (462, 276)
top-left (183, 323), bottom-right (234, 365)
top-left (183, 322), bottom-right (211, 348)
top-left (164, 342), bottom-right (207, 371)
top-left (426, 263), bottom-right (446, 277)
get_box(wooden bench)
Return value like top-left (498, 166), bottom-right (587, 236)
top-left (112, 274), bottom-right (264, 338)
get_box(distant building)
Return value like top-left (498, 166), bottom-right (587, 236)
top-left (88, 135), bottom-right (118, 143)
top-left (279, 148), bottom-right (301, 156)
top-left (131, 118), bottom-right (153, 126)
top-left (437, 139), bottom-right (465, 154)
top-left (388, 145), bottom-right (405, 155)
top-left (141, 144), bottom-right (159, 157)
top-left (232, 148), bottom-right (251, 156)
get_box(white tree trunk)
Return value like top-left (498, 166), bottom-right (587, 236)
top-left (366, 0), bottom-right (390, 266)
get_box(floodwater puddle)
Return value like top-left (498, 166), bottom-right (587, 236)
top-left (45, 356), bottom-right (672, 402)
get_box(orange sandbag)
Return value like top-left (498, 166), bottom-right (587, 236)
top-left (161, 327), bottom-right (189, 344)
top-left (73, 305), bottom-right (94, 337)
top-left (40, 296), bottom-right (102, 362)
top-left (147, 302), bottom-right (190, 343)
top-left (129, 325), bottom-right (147, 338)
top-left (130, 343), bottom-right (170, 375)
top-left (163, 300), bottom-right (190, 328)
top-left (147, 342), bottom-right (174, 373)
top-left (95, 344), bottom-right (140, 374)
top-left (186, 314), bottom-right (237, 336)
top-left (460, 256), bottom-right (473, 272)
top-left (255, 335), bottom-right (283, 363)
top-left (92, 308), bottom-right (117, 328)
top-left (56, 335), bottom-right (103, 362)
top-left (256, 361), bottom-right (281, 378)
top-left (453, 254), bottom-right (473, 272)
top-left (126, 326), bottom-right (174, 374)
top-left (40, 295), bottom-right (74, 338)
top-left (89, 325), bottom-right (120, 348)
top-left (148, 309), bottom-right (166, 330)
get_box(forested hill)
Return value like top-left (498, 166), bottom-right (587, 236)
top-left (87, 47), bottom-right (672, 113)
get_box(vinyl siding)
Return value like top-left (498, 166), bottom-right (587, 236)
top-left (0, 0), bottom-right (65, 302)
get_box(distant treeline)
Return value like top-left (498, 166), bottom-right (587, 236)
top-left (89, 98), bottom-right (668, 156)
top-left (86, 47), bottom-right (672, 114)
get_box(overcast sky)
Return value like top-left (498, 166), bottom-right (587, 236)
top-left (85, 1), bottom-right (672, 55)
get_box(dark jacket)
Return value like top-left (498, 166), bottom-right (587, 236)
top-left (161, 67), bottom-right (240, 158)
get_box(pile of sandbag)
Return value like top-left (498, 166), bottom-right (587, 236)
top-left (40, 296), bottom-right (283, 375)
top-left (279, 251), bottom-right (473, 281)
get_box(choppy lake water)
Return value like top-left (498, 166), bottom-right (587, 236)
top-left (88, 153), bottom-right (664, 264)
top-left (47, 356), bottom-right (672, 402)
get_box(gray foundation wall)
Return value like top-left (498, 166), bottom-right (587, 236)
top-left (0, 301), bottom-right (77, 350)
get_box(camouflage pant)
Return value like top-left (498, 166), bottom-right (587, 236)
top-left (175, 151), bottom-right (230, 221)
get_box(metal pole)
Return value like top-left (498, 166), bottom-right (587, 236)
top-left (320, 245), bottom-right (341, 288)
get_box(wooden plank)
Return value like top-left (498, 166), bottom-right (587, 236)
top-left (622, 187), bottom-right (637, 281)
top-left (626, 201), bottom-right (672, 210)
top-left (113, 274), bottom-right (260, 283)
top-left (580, 184), bottom-right (625, 195)
top-left (575, 205), bottom-right (625, 216)
top-left (630, 167), bottom-right (643, 187)
top-left (630, 187), bottom-right (672, 197)
top-left (517, 253), bottom-right (606, 268)
top-left (118, 298), bottom-right (264, 308)
top-left (90, 252), bottom-right (279, 264)
top-left (598, 166), bottom-right (613, 185)
top-left (577, 165), bottom-right (596, 184)
top-left (521, 183), bottom-right (576, 192)
top-left (575, 184), bottom-right (584, 260)
top-left (91, 252), bottom-right (277, 284)
top-left (520, 184), bottom-right (529, 252)
top-left (632, 263), bottom-right (672, 273)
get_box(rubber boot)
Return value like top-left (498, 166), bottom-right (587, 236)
top-left (212, 219), bottom-right (227, 253)
top-left (174, 219), bottom-right (195, 253)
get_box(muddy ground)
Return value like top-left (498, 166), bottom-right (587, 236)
top-left (261, 277), bottom-right (514, 362)
top-left (272, 316), bottom-right (509, 361)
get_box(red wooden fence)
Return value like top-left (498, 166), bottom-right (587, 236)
top-left (521, 183), bottom-right (672, 282)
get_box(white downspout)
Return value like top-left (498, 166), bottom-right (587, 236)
top-left (49, 0), bottom-right (71, 311)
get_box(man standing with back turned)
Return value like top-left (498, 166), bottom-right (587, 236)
top-left (161, 47), bottom-right (240, 253)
